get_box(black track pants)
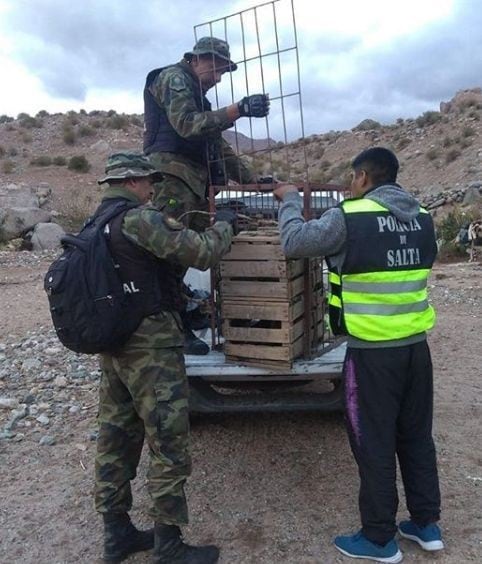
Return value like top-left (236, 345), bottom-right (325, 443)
top-left (343, 340), bottom-right (441, 545)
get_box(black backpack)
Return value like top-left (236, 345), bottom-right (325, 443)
top-left (44, 200), bottom-right (142, 354)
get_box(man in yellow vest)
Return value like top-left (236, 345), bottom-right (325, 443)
top-left (274, 147), bottom-right (443, 563)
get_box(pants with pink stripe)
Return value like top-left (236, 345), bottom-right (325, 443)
top-left (343, 340), bottom-right (441, 545)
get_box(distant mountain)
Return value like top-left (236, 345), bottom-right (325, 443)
top-left (223, 130), bottom-right (276, 153)
top-left (0, 88), bottom-right (481, 223)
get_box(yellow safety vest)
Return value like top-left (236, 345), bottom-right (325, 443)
top-left (328, 198), bottom-right (437, 342)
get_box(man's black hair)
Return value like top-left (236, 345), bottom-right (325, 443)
top-left (352, 147), bottom-right (399, 185)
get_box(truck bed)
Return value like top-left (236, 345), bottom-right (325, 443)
top-left (186, 341), bottom-right (346, 382)
top-left (186, 341), bottom-right (346, 413)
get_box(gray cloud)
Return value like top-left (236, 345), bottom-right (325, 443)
top-left (3, 0), bottom-right (220, 98)
top-left (298, 1), bottom-right (482, 134)
top-left (1, 1), bottom-right (481, 138)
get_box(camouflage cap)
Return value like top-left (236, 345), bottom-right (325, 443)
top-left (184, 36), bottom-right (238, 72)
top-left (97, 152), bottom-right (163, 185)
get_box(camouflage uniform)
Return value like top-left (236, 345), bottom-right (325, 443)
top-left (94, 154), bottom-right (233, 525)
top-left (145, 38), bottom-right (256, 230)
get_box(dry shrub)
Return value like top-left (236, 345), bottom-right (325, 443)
top-left (30, 155), bottom-right (52, 166)
top-left (462, 126), bottom-right (476, 138)
top-left (460, 138), bottom-right (473, 149)
top-left (2, 160), bottom-right (16, 173)
top-left (426, 148), bottom-right (439, 161)
top-left (56, 190), bottom-right (100, 231)
top-left (445, 148), bottom-right (461, 163)
top-left (107, 114), bottom-right (129, 129)
top-left (442, 136), bottom-right (452, 148)
top-left (130, 116), bottom-right (143, 127)
top-left (415, 111), bottom-right (442, 127)
top-left (79, 125), bottom-right (94, 137)
top-left (397, 137), bottom-right (411, 150)
top-left (19, 116), bottom-right (42, 129)
top-left (68, 155), bottom-right (91, 172)
top-left (62, 126), bottom-right (76, 145)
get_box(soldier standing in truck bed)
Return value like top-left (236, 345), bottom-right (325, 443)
top-left (143, 36), bottom-right (270, 354)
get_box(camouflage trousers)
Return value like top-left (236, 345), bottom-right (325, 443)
top-left (153, 173), bottom-right (211, 286)
top-left (94, 346), bottom-right (191, 525)
top-left (153, 173), bottom-right (210, 232)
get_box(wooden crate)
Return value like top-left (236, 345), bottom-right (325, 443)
top-left (220, 232), bottom-right (320, 302)
top-left (220, 231), bottom-right (323, 369)
top-left (222, 297), bottom-right (322, 344)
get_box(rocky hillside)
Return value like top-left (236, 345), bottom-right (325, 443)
top-left (0, 88), bottom-right (481, 224)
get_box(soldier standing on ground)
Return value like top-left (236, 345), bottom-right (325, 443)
top-left (274, 147), bottom-right (443, 563)
top-left (143, 36), bottom-right (270, 354)
top-left (93, 153), bottom-right (236, 564)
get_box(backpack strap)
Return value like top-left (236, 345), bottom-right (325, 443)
top-left (92, 200), bottom-right (139, 228)
top-left (61, 200), bottom-right (139, 247)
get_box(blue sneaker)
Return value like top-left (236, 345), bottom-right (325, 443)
top-left (334, 531), bottom-right (403, 563)
top-left (398, 520), bottom-right (444, 551)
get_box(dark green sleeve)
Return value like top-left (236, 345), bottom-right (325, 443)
top-left (122, 209), bottom-right (233, 270)
top-left (150, 67), bottom-right (234, 139)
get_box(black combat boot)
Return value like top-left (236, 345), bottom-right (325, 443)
top-left (153, 523), bottom-right (219, 564)
top-left (102, 512), bottom-right (154, 562)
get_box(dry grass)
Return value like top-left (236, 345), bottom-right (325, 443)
top-left (55, 188), bottom-right (100, 231)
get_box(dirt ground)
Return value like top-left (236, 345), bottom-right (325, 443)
top-left (0, 255), bottom-right (481, 564)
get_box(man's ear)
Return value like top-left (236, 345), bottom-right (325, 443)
top-left (360, 169), bottom-right (369, 188)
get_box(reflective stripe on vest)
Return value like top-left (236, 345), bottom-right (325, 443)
top-left (328, 197), bottom-right (436, 341)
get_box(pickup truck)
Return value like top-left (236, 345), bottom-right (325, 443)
top-left (186, 340), bottom-right (346, 413)
top-left (185, 183), bottom-right (349, 414)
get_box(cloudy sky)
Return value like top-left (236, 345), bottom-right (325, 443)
top-left (0, 0), bottom-right (480, 141)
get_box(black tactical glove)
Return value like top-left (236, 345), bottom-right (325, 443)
top-left (257, 175), bottom-right (278, 184)
top-left (257, 175), bottom-right (278, 191)
top-left (215, 208), bottom-right (239, 234)
top-left (238, 94), bottom-right (270, 118)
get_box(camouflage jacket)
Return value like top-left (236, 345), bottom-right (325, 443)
top-left (148, 61), bottom-right (255, 197)
top-left (103, 185), bottom-right (233, 348)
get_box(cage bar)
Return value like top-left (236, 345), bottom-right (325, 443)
top-left (193, 1), bottom-right (350, 364)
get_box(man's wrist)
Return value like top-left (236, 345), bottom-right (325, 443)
top-left (226, 103), bottom-right (241, 122)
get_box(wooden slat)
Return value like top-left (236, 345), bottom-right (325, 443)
top-left (221, 260), bottom-right (285, 278)
top-left (222, 297), bottom-right (320, 324)
top-left (225, 355), bottom-right (293, 370)
top-left (290, 275), bottom-right (305, 298)
top-left (221, 279), bottom-right (288, 299)
top-left (222, 301), bottom-right (292, 321)
top-left (234, 232), bottom-right (280, 243)
top-left (291, 298), bottom-right (304, 321)
top-left (223, 315), bottom-right (323, 346)
top-left (222, 243), bottom-right (285, 261)
top-left (225, 342), bottom-right (293, 361)
top-left (220, 259), bottom-right (304, 280)
top-left (221, 273), bottom-right (305, 300)
top-left (223, 323), bottom-right (291, 344)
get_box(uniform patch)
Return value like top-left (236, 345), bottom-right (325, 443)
top-left (169, 74), bottom-right (187, 92)
top-left (164, 216), bottom-right (184, 230)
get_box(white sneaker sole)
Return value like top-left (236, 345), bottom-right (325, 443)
top-left (398, 529), bottom-right (444, 551)
top-left (335, 544), bottom-right (403, 563)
